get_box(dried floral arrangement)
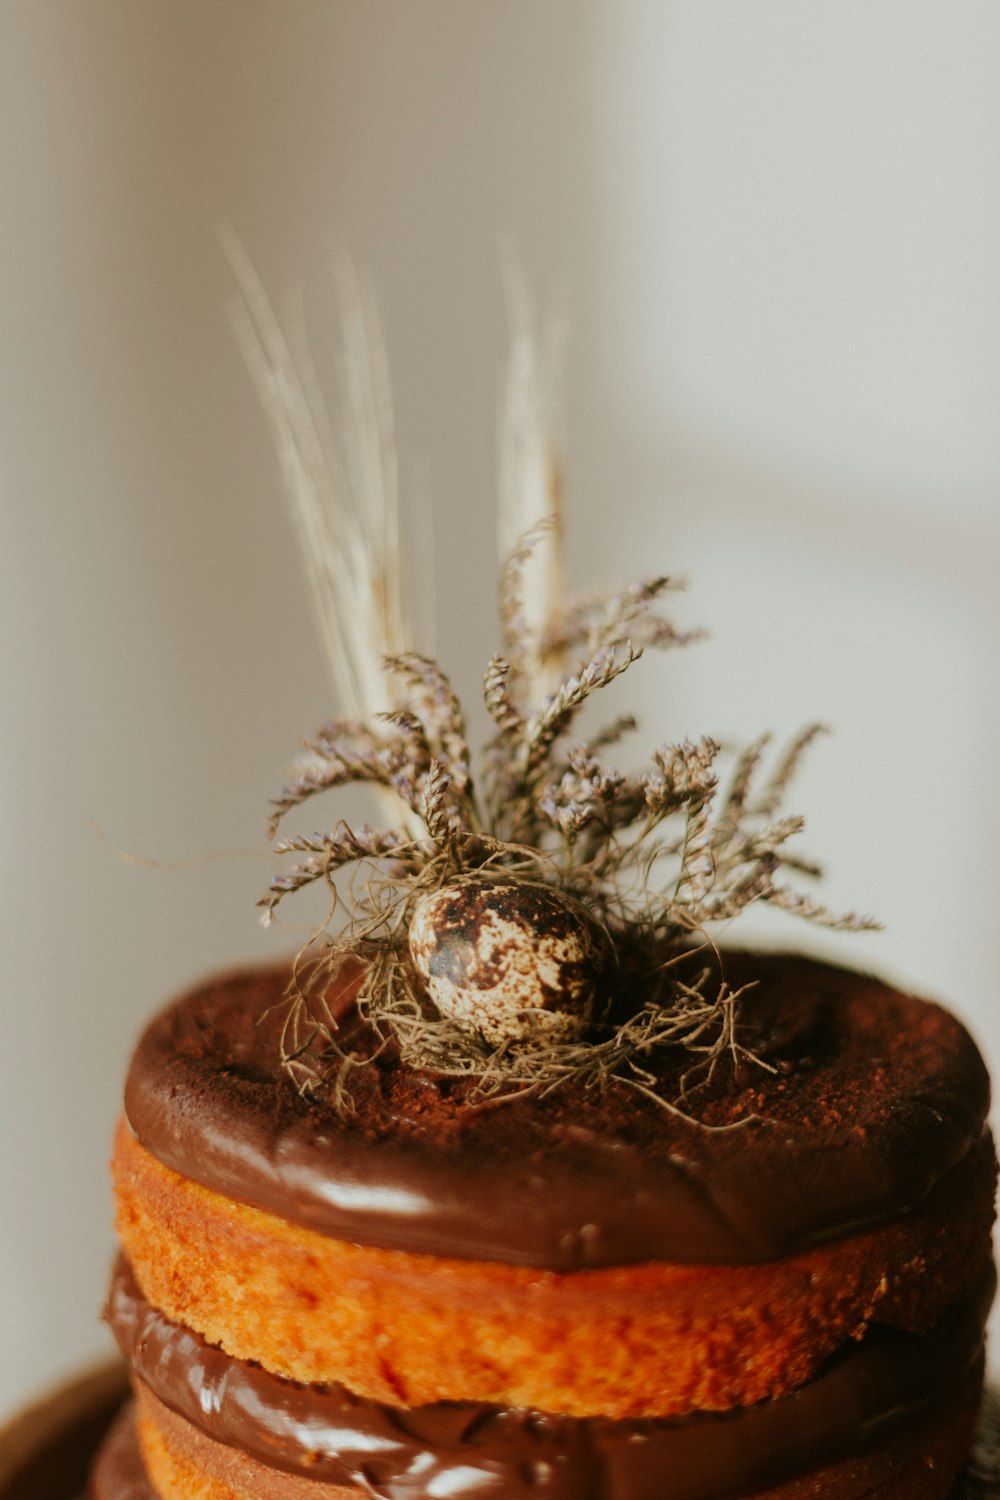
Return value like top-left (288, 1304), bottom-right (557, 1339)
top-left (229, 247), bottom-right (877, 1113)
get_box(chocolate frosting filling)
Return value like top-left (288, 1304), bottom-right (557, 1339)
top-left (123, 952), bottom-right (991, 1269)
top-left (108, 1256), bottom-right (994, 1500)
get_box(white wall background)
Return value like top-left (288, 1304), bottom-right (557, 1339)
top-left (1, 1), bottom-right (998, 1419)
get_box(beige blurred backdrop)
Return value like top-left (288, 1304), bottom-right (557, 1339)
top-left (2, 1), bottom-right (999, 1417)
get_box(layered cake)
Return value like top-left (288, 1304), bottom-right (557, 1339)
top-left (89, 937), bottom-right (995, 1500)
top-left (87, 290), bottom-right (995, 1496)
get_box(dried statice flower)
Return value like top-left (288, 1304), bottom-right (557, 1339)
top-left (261, 524), bottom-right (877, 1112)
top-left (244, 262), bottom-right (877, 1114)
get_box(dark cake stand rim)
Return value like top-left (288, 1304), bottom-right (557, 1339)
top-left (0, 1358), bottom-right (128, 1500)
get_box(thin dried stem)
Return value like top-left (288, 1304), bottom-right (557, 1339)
top-left (223, 230), bottom-right (421, 835)
top-left (498, 252), bottom-right (568, 705)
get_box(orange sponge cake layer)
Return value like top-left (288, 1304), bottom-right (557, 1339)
top-left (89, 1406), bottom-right (156, 1500)
top-left (113, 1115), bottom-right (994, 1417)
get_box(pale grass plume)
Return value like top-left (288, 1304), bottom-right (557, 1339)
top-left (497, 250), bottom-right (569, 705)
top-left (221, 227), bottom-right (418, 835)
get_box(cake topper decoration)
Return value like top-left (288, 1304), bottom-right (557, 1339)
top-left (230, 250), bottom-right (878, 1111)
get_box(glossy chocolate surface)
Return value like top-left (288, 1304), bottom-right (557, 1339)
top-left (123, 952), bottom-right (991, 1269)
top-left (108, 1256), bottom-right (992, 1500)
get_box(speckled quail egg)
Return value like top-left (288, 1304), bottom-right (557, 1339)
top-left (408, 876), bottom-right (617, 1046)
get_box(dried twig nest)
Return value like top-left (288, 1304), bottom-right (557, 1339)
top-left (409, 876), bottom-right (617, 1046)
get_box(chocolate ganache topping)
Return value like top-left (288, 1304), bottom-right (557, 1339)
top-left (122, 952), bottom-right (991, 1270)
top-left (108, 1255), bottom-right (992, 1500)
